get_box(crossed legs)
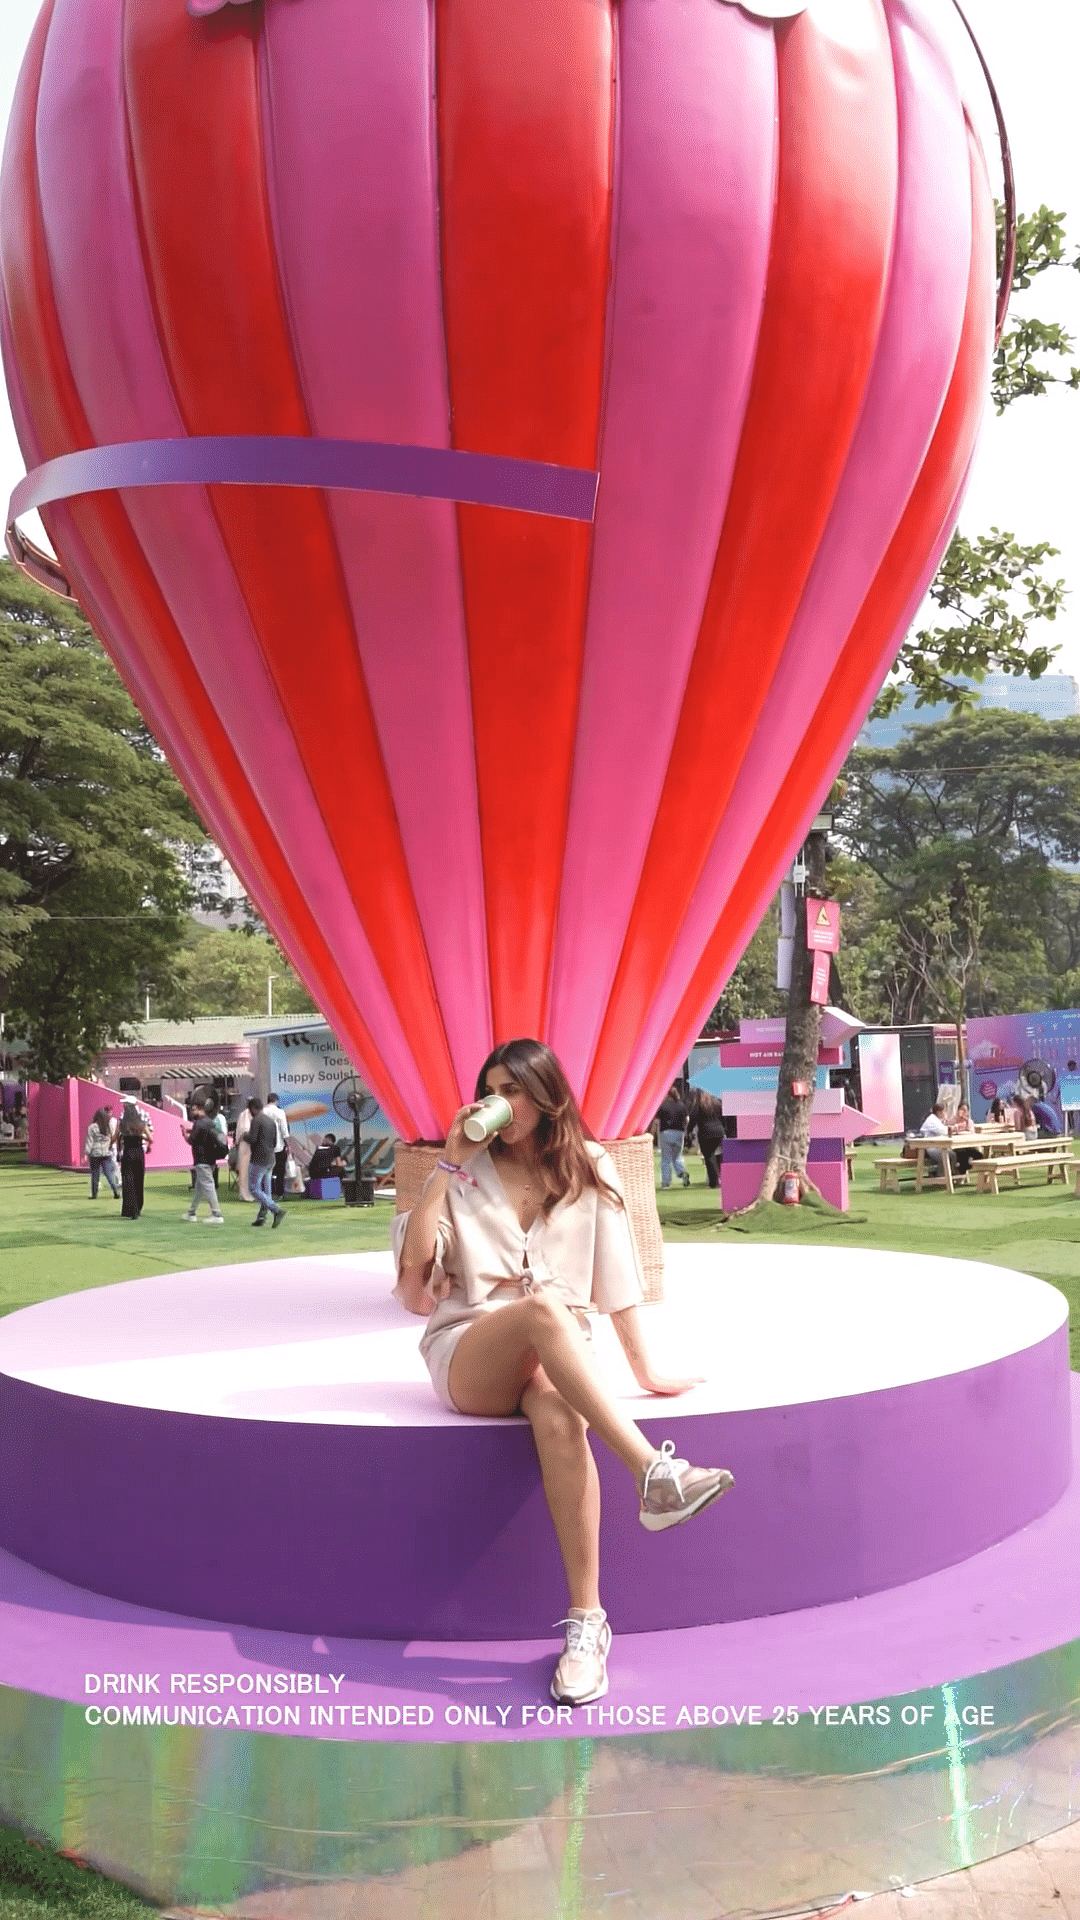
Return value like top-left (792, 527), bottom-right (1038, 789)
top-left (523, 1372), bottom-right (601, 1611)
top-left (446, 1293), bottom-right (658, 1606)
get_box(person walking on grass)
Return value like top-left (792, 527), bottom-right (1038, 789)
top-left (183, 1102), bottom-right (228, 1225)
top-left (247, 1098), bottom-right (286, 1229)
top-left (267, 1092), bottom-right (290, 1199)
top-left (203, 1097), bottom-right (229, 1192)
top-left (234, 1098), bottom-right (254, 1203)
top-left (656, 1084), bottom-right (691, 1189)
top-left (84, 1106), bottom-right (121, 1199)
top-left (394, 1038), bottom-right (733, 1709)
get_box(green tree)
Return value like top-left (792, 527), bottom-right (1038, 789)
top-left (833, 710), bottom-right (1080, 1041)
top-left (165, 923), bottom-right (315, 1018)
top-left (875, 527), bottom-right (1065, 721)
top-left (0, 561), bottom-right (205, 1080)
top-left (877, 206), bottom-right (1077, 719)
top-left (703, 913), bottom-right (785, 1033)
top-left (992, 204), bottom-right (1080, 411)
top-left (744, 209), bottom-right (1079, 1208)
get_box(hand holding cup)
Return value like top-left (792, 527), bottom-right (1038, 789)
top-left (443, 1097), bottom-right (505, 1166)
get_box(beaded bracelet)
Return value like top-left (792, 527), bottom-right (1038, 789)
top-left (435, 1158), bottom-right (479, 1186)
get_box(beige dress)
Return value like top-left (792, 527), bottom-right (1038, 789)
top-left (391, 1142), bottom-right (644, 1411)
top-left (234, 1106), bottom-right (253, 1203)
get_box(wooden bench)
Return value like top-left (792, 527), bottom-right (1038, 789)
top-left (976, 1153), bottom-right (1073, 1194)
top-left (874, 1156), bottom-right (916, 1192)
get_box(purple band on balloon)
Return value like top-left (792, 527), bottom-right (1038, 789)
top-left (5, 436), bottom-right (600, 598)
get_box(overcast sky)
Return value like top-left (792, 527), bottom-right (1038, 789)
top-left (1, 0), bottom-right (1077, 678)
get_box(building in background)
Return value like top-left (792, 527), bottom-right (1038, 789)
top-left (185, 845), bottom-right (250, 929)
top-left (858, 672), bottom-right (1080, 750)
top-left (95, 1015), bottom-right (285, 1116)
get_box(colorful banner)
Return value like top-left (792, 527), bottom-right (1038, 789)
top-left (261, 1027), bottom-right (395, 1161)
top-left (692, 1064), bottom-right (829, 1097)
top-left (854, 1032), bottom-right (906, 1136)
top-left (966, 1012), bottom-right (1080, 1133)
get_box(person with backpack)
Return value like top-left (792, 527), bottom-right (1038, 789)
top-left (202, 1097), bottom-right (230, 1192)
top-left (182, 1101), bottom-right (228, 1225)
top-left (84, 1106), bottom-right (120, 1199)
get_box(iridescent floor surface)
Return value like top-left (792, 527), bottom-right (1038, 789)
top-left (0, 1246), bottom-right (1076, 1914)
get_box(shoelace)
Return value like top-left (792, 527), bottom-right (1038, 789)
top-left (641, 1439), bottom-right (689, 1504)
top-left (554, 1612), bottom-right (607, 1658)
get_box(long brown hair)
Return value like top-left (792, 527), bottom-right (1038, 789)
top-left (474, 1039), bottom-right (622, 1215)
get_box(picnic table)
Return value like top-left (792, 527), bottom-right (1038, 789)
top-left (974, 1135), bottom-right (1074, 1194)
top-left (875, 1130), bottom-right (1074, 1195)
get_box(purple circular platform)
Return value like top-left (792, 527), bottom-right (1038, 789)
top-left (0, 1247), bottom-right (1069, 1640)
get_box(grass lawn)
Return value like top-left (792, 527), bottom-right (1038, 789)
top-left (0, 1828), bottom-right (153, 1918)
top-left (2, 1140), bottom-right (1080, 1914)
top-left (3, 1143), bottom-right (1080, 1362)
top-left (0, 1153), bottom-right (394, 1322)
top-left (656, 1140), bottom-right (1080, 1370)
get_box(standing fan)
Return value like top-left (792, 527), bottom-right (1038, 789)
top-left (331, 1076), bottom-right (378, 1203)
top-left (1018, 1060), bottom-right (1061, 1136)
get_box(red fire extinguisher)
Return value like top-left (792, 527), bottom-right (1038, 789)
top-left (781, 1171), bottom-right (800, 1206)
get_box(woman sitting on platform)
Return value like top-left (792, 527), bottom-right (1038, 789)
top-left (393, 1038), bottom-right (734, 1709)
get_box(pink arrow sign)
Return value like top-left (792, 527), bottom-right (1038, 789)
top-left (719, 1043), bottom-right (843, 1067)
top-left (734, 1105), bottom-right (881, 1141)
top-left (736, 1008), bottom-right (864, 1048)
top-left (820, 1007), bottom-right (866, 1048)
top-left (736, 1019), bottom-right (788, 1046)
top-left (723, 1089), bottom-right (845, 1116)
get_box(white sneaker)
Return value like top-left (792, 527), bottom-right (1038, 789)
top-left (205, 1216), bottom-right (225, 1226)
top-left (181, 1214), bottom-right (197, 1223)
top-left (639, 1441), bottom-right (734, 1532)
top-left (550, 1609), bottom-right (611, 1706)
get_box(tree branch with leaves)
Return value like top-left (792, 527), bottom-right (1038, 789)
top-left (729, 204), bottom-right (1077, 1211)
top-left (0, 561), bottom-right (206, 1079)
top-left (874, 205), bottom-right (1076, 722)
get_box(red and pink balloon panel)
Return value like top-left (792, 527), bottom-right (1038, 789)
top-left (1, 0), bottom-right (997, 1141)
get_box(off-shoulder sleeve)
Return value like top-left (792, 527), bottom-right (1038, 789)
top-left (391, 1206), bottom-right (457, 1308)
top-left (588, 1150), bottom-right (644, 1314)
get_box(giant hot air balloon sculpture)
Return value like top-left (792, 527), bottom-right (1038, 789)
top-left (2, 0), bottom-right (1007, 1142)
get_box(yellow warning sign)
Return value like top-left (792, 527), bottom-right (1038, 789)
top-left (806, 899), bottom-right (840, 953)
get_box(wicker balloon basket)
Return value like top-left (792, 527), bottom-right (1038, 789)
top-left (393, 1135), bottom-right (664, 1303)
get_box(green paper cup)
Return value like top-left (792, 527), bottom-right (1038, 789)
top-left (463, 1095), bottom-right (514, 1142)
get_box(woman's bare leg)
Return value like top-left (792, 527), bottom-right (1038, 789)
top-left (447, 1294), bottom-right (657, 1481)
top-left (521, 1371), bottom-right (602, 1612)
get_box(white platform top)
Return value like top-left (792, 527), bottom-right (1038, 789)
top-left (0, 1244), bottom-right (1066, 1427)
